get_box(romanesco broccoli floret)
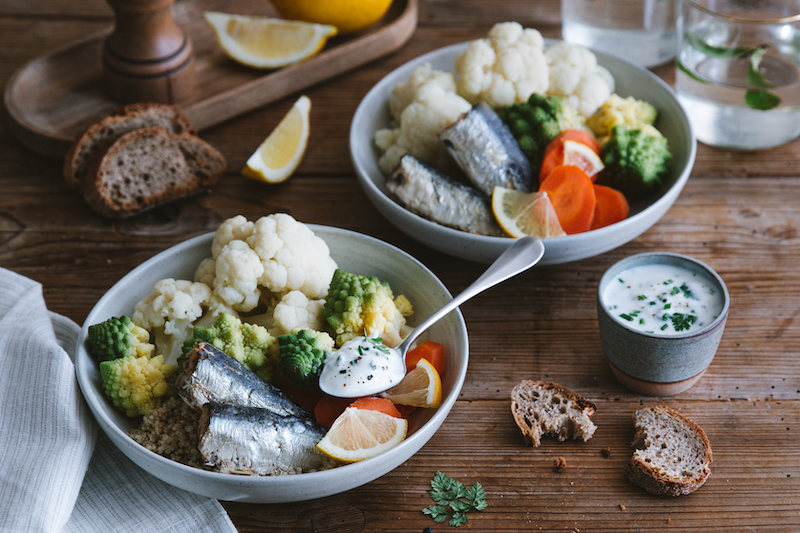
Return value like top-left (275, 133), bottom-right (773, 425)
top-left (599, 124), bottom-right (672, 200)
top-left (99, 354), bottom-right (176, 417)
top-left (497, 93), bottom-right (583, 171)
top-left (87, 315), bottom-right (154, 362)
top-left (183, 312), bottom-right (278, 382)
top-left (277, 329), bottom-right (335, 389)
top-left (321, 269), bottom-right (412, 348)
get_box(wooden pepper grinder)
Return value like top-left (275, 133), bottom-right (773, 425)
top-left (102, 0), bottom-right (195, 104)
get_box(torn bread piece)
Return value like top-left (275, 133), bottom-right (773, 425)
top-left (626, 406), bottom-right (712, 496)
top-left (510, 380), bottom-right (597, 447)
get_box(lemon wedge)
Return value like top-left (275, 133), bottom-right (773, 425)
top-left (316, 406), bottom-right (408, 463)
top-left (269, 0), bottom-right (393, 35)
top-left (242, 95), bottom-right (311, 183)
top-left (204, 12), bottom-right (337, 69)
top-left (562, 140), bottom-right (605, 179)
top-left (382, 358), bottom-right (442, 408)
top-left (491, 187), bottom-right (567, 239)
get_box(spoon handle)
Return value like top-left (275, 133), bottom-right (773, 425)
top-left (401, 237), bottom-right (545, 351)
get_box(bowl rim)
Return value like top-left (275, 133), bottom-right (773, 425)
top-left (350, 39), bottom-right (697, 263)
top-left (74, 224), bottom-right (470, 490)
top-left (597, 251), bottom-right (731, 340)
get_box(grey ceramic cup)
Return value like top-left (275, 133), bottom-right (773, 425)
top-left (597, 252), bottom-right (730, 396)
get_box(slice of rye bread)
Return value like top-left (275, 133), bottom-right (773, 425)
top-left (625, 406), bottom-right (712, 496)
top-left (81, 126), bottom-right (226, 218)
top-left (510, 380), bottom-right (597, 447)
top-left (64, 103), bottom-right (195, 190)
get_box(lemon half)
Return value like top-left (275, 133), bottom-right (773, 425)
top-left (205, 12), bottom-right (337, 69)
top-left (316, 407), bottom-right (408, 463)
top-left (562, 140), bottom-right (605, 179)
top-left (491, 187), bottom-right (567, 239)
top-left (242, 95), bottom-right (311, 183)
top-left (382, 358), bottom-right (443, 408)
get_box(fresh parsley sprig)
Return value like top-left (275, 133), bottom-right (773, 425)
top-left (422, 471), bottom-right (487, 527)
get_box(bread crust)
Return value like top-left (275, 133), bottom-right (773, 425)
top-left (64, 103), bottom-right (195, 190)
top-left (81, 126), bottom-right (225, 218)
top-left (626, 406), bottom-right (712, 496)
top-left (510, 380), bottom-right (597, 447)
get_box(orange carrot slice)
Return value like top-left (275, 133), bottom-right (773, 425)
top-left (591, 185), bottom-right (630, 230)
top-left (349, 397), bottom-right (403, 418)
top-left (405, 340), bottom-right (445, 376)
top-left (539, 165), bottom-right (597, 235)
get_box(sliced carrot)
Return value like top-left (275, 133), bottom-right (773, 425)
top-left (405, 340), bottom-right (445, 376)
top-left (538, 165), bottom-right (597, 235)
top-left (540, 129), bottom-right (602, 181)
top-left (314, 395), bottom-right (353, 427)
top-left (590, 185), bottom-right (630, 230)
top-left (349, 397), bottom-right (403, 418)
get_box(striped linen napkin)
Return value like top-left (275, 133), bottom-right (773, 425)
top-left (0, 268), bottom-right (237, 533)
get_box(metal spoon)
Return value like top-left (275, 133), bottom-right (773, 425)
top-left (318, 236), bottom-right (546, 398)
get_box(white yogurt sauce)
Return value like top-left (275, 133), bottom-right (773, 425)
top-left (603, 263), bottom-right (723, 335)
top-left (318, 336), bottom-right (405, 397)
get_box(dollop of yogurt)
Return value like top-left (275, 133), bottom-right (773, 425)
top-left (318, 336), bottom-right (406, 397)
top-left (603, 263), bottom-right (723, 335)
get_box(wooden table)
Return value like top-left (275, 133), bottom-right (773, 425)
top-left (3, 0), bottom-right (799, 531)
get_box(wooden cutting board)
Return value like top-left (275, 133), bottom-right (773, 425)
top-left (4, 0), bottom-right (417, 158)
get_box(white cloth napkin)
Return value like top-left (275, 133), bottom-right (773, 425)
top-left (0, 268), bottom-right (238, 533)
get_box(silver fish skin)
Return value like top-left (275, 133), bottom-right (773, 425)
top-left (387, 154), bottom-right (505, 237)
top-left (440, 101), bottom-right (533, 197)
top-left (199, 403), bottom-right (333, 476)
top-left (177, 342), bottom-right (308, 418)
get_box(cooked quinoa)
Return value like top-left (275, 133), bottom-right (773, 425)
top-left (129, 396), bottom-right (206, 468)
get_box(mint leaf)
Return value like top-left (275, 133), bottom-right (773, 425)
top-left (745, 89), bottom-right (781, 110)
top-left (685, 32), bottom-right (752, 58)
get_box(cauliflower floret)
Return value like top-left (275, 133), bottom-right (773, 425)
top-left (271, 290), bottom-right (326, 336)
top-left (213, 240), bottom-right (264, 313)
top-left (544, 41), bottom-right (614, 118)
top-left (211, 215), bottom-right (254, 259)
top-left (246, 213), bottom-right (338, 300)
top-left (194, 257), bottom-right (216, 287)
top-left (132, 278), bottom-right (212, 365)
top-left (586, 93), bottom-right (659, 145)
top-left (454, 22), bottom-right (550, 109)
top-left (374, 63), bottom-right (472, 175)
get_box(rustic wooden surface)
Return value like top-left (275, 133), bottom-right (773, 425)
top-left (2, 0), bottom-right (799, 531)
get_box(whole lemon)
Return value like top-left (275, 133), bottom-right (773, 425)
top-left (269, 0), bottom-right (394, 35)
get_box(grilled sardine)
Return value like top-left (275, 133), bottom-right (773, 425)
top-left (386, 154), bottom-right (504, 237)
top-left (199, 403), bottom-right (332, 475)
top-left (440, 101), bottom-right (533, 197)
top-left (177, 342), bottom-right (308, 417)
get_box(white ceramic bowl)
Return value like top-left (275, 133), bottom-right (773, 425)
top-left (74, 226), bottom-right (468, 503)
top-left (350, 41), bottom-right (697, 264)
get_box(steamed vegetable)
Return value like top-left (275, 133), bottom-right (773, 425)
top-left (277, 329), bottom-right (335, 388)
top-left (598, 124), bottom-right (671, 200)
top-left (87, 315), bottom-right (154, 362)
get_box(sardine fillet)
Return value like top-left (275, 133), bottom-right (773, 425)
top-left (199, 403), bottom-right (331, 476)
top-left (440, 101), bottom-right (533, 197)
top-left (177, 342), bottom-right (308, 418)
top-left (387, 154), bottom-right (504, 237)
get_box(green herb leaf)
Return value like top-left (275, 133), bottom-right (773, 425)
top-left (745, 89), bottom-right (781, 110)
top-left (747, 47), bottom-right (774, 88)
top-left (685, 32), bottom-right (752, 58)
top-left (677, 58), bottom-right (709, 84)
top-left (680, 283), bottom-right (695, 299)
top-left (367, 336), bottom-right (391, 354)
top-left (424, 472), bottom-right (487, 527)
top-left (669, 313), bottom-right (698, 331)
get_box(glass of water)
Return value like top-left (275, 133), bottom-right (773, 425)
top-left (561, 0), bottom-right (677, 68)
top-left (676, 1), bottom-right (800, 149)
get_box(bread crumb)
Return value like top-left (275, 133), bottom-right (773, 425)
top-left (602, 446), bottom-right (611, 457)
top-left (619, 504), bottom-right (627, 511)
top-left (555, 457), bottom-right (567, 472)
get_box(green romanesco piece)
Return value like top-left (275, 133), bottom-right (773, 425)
top-left (87, 315), bottom-right (154, 362)
top-left (497, 93), bottom-right (583, 172)
top-left (183, 312), bottom-right (278, 382)
top-left (599, 124), bottom-right (672, 200)
top-left (277, 329), bottom-right (335, 389)
top-left (99, 354), bottom-right (176, 417)
top-left (321, 269), bottom-right (412, 348)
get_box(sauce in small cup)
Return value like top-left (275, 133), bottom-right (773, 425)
top-left (597, 252), bottom-right (730, 396)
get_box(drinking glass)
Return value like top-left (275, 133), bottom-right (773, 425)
top-left (676, 0), bottom-right (800, 149)
top-left (561, 0), bottom-right (677, 68)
